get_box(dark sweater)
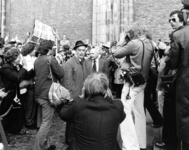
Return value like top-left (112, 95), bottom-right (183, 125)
top-left (1, 63), bottom-right (28, 91)
top-left (34, 55), bottom-right (64, 100)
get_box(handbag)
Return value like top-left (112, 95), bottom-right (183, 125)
top-left (47, 57), bottom-right (72, 106)
top-left (160, 74), bottom-right (176, 92)
top-left (128, 39), bottom-right (146, 86)
top-left (128, 72), bottom-right (145, 86)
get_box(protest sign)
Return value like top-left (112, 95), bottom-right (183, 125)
top-left (32, 20), bottom-right (56, 41)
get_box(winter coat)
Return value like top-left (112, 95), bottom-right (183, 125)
top-left (167, 23), bottom-right (189, 143)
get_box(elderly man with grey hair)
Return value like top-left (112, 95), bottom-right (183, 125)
top-left (113, 24), bottom-right (153, 150)
top-left (84, 46), bottom-right (109, 77)
top-left (56, 72), bottom-right (125, 150)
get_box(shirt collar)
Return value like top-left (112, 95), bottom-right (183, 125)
top-left (75, 55), bottom-right (82, 62)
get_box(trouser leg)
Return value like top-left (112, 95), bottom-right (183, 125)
top-left (133, 85), bottom-right (146, 149)
top-left (33, 98), bottom-right (54, 150)
top-left (120, 82), bottom-right (140, 150)
top-left (25, 86), bottom-right (36, 125)
top-left (144, 90), bottom-right (163, 125)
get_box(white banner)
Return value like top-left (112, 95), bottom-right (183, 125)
top-left (33, 20), bottom-right (56, 41)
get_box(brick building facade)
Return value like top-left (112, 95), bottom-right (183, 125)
top-left (134, 0), bottom-right (182, 42)
top-left (3, 0), bottom-right (93, 46)
top-left (1, 0), bottom-right (182, 45)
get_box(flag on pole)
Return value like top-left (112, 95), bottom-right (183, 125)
top-left (32, 20), bottom-right (57, 41)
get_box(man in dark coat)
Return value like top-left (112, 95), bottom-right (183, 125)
top-left (166, 6), bottom-right (189, 150)
top-left (57, 72), bottom-right (125, 150)
top-left (62, 41), bottom-right (87, 99)
top-left (33, 40), bottom-right (64, 150)
top-left (155, 10), bottom-right (184, 149)
top-left (61, 40), bottom-right (88, 145)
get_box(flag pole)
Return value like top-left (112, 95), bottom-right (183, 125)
top-left (55, 29), bottom-right (59, 56)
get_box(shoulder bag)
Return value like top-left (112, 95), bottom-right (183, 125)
top-left (128, 39), bottom-right (146, 86)
top-left (47, 57), bottom-right (72, 106)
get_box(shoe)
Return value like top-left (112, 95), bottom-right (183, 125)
top-left (151, 123), bottom-right (163, 128)
top-left (47, 145), bottom-right (56, 150)
top-left (19, 129), bottom-right (30, 135)
top-left (155, 141), bottom-right (168, 149)
top-left (26, 124), bottom-right (37, 129)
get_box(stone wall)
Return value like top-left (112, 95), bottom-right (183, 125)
top-left (134, 0), bottom-right (182, 42)
top-left (5, 0), bottom-right (93, 46)
top-left (2, 0), bottom-right (183, 45)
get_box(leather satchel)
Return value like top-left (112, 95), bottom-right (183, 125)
top-left (160, 74), bottom-right (175, 92)
top-left (47, 57), bottom-right (72, 106)
top-left (129, 72), bottom-right (145, 86)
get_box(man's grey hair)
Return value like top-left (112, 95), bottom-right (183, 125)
top-left (84, 72), bottom-right (109, 97)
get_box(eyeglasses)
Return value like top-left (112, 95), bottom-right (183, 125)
top-left (169, 18), bottom-right (176, 23)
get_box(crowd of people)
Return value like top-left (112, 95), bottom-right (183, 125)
top-left (0, 1), bottom-right (189, 150)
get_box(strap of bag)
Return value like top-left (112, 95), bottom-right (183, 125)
top-left (138, 39), bottom-right (145, 72)
top-left (47, 57), bottom-right (55, 83)
top-left (149, 41), bottom-right (158, 70)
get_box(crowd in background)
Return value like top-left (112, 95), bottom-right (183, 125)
top-left (0, 2), bottom-right (188, 150)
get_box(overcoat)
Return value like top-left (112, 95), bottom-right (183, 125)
top-left (167, 23), bottom-right (189, 143)
top-left (61, 56), bottom-right (87, 99)
top-left (57, 95), bottom-right (126, 150)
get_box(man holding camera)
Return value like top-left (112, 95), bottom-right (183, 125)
top-left (166, 1), bottom-right (189, 149)
top-left (113, 24), bottom-right (153, 150)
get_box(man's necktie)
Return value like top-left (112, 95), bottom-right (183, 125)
top-left (92, 60), bottom-right (96, 72)
top-left (80, 60), bottom-right (82, 65)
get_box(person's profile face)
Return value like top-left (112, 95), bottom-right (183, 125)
top-left (169, 14), bottom-right (183, 30)
top-left (90, 48), bottom-right (99, 60)
top-left (85, 51), bottom-right (90, 59)
top-left (14, 54), bottom-right (21, 65)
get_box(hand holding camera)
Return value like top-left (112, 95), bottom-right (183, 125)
top-left (119, 31), bottom-right (127, 46)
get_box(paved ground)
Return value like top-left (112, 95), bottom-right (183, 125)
top-left (6, 113), bottom-right (67, 150)
top-left (3, 110), bottom-right (159, 150)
